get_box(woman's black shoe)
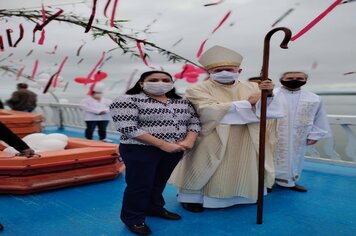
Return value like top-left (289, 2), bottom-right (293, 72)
top-left (0, 223), bottom-right (3, 230)
top-left (148, 210), bottom-right (182, 220)
top-left (127, 223), bottom-right (152, 235)
top-left (181, 203), bottom-right (204, 212)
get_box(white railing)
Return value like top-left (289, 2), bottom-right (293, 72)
top-left (35, 102), bottom-right (356, 166)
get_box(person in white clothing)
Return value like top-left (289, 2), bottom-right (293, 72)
top-left (273, 71), bottom-right (331, 192)
top-left (80, 83), bottom-right (113, 142)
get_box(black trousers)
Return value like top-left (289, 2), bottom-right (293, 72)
top-left (84, 120), bottom-right (109, 140)
top-left (119, 144), bottom-right (183, 226)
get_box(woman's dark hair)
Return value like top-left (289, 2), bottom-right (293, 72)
top-left (126, 70), bottom-right (182, 99)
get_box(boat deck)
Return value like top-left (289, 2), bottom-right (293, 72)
top-left (0, 127), bottom-right (355, 236)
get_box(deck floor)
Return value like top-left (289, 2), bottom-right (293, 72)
top-left (0, 127), bottom-right (355, 236)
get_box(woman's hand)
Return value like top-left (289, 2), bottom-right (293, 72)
top-left (159, 142), bottom-right (186, 153)
top-left (177, 140), bottom-right (195, 149)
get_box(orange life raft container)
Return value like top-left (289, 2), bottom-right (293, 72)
top-left (0, 138), bottom-right (124, 194)
top-left (0, 109), bottom-right (43, 138)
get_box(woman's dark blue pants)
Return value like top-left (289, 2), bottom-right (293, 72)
top-left (119, 144), bottom-right (183, 226)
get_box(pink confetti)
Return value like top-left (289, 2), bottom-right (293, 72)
top-left (291, 0), bottom-right (342, 41)
top-left (85, 0), bottom-right (98, 33)
top-left (110, 0), bottom-right (119, 27)
top-left (38, 29), bottom-right (46, 45)
top-left (26, 49), bottom-right (34, 57)
top-left (196, 38), bottom-right (208, 58)
top-left (30, 59), bottom-right (39, 80)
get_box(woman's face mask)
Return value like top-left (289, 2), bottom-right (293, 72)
top-left (92, 93), bottom-right (102, 99)
top-left (143, 81), bottom-right (174, 95)
top-left (210, 70), bottom-right (240, 83)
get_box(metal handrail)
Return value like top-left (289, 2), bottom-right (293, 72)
top-left (35, 102), bottom-right (356, 166)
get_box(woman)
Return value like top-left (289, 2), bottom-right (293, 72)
top-left (80, 83), bottom-right (113, 142)
top-left (109, 71), bottom-right (201, 235)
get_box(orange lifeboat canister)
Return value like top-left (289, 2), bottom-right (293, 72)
top-left (0, 138), bottom-right (125, 194)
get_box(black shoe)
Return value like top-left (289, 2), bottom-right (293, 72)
top-left (291, 184), bottom-right (307, 192)
top-left (127, 223), bottom-right (152, 235)
top-left (148, 210), bottom-right (181, 220)
top-left (181, 203), bottom-right (204, 213)
top-left (0, 223), bottom-right (3, 230)
top-left (267, 188), bottom-right (273, 193)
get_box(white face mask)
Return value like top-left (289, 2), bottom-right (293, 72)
top-left (92, 93), bottom-right (102, 99)
top-left (210, 71), bottom-right (239, 83)
top-left (143, 82), bottom-right (174, 95)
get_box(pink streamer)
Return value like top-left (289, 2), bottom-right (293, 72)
top-left (30, 60), bottom-right (39, 80)
top-left (136, 41), bottom-right (155, 69)
top-left (13, 24), bottom-right (24, 47)
top-left (291, 0), bottom-right (343, 41)
top-left (85, 0), bottom-right (98, 33)
top-left (196, 38), bottom-right (209, 58)
top-left (16, 67), bottom-right (25, 80)
top-left (53, 56), bottom-right (68, 87)
top-left (204, 0), bottom-right (224, 7)
top-left (6, 29), bottom-right (13, 47)
top-left (110, 0), bottom-right (119, 27)
top-left (196, 11), bottom-right (232, 57)
top-left (0, 36), bottom-right (4, 51)
top-left (104, 0), bottom-right (112, 18)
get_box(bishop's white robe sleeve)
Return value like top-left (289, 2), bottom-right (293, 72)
top-left (220, 97), bottom-right (285, 125)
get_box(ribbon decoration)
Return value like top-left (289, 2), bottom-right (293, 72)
top-left (196, 10), bottom-right (232, 57)
top-left (33, 8), bottom-right (64, 43)
top-left (104, 0), bottom-right (112, 17)
top-left (343, 71), bottom-right (356, 75)
top-left (0, 53), bottom-right (13, 62)
top-left (6, 29), bottom-right (13, 47)
top-left (174, 64), bottom-right (206, 83)
top-left (46, 45), bottom-right (58, 54)
top-left (204, 0), bottom-right (225, 7)
top-left (52, 56), bottom-right (68, 87)
top-left (171, 38), bottom-right (183, 48)
top-left (291, 0), bottom-right (343, 41)
top-left (16, 67), bottom-right (25, 80)
top-left (85, 0), bottom-right (98, 33)
top-left (76, 41), bottom-right (87, 56)
top-left (0, 35), bottom-right (4, 51)
top-left (30, 59), bottom-right (39, 80)
top-left (136, 40), bottom-right (156, 69)
top-left (271, 8), bottom-right (294, 27)
top-left (110, 0), bottom-right (119, 27)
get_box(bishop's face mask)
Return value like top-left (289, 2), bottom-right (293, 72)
top-left (210, 70), bottom-right (240, 83)
top-left (280, 79), bottom-right (306, 89)
top-left (143, 81), bottom-right (174, 95)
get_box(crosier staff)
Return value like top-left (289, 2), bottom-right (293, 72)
top-left (257, 27), bottom-right (292, 224)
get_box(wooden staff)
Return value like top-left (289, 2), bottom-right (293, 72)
top-left (257, 27), bottom-right (292, 224)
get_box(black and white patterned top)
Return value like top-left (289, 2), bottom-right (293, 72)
top-left (109, 93), bottom-right (201, 145)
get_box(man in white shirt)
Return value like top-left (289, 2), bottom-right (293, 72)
top-left (80, 83), bottom-right (113, 142)
top-left (273, 71), bottom-right (331, 192)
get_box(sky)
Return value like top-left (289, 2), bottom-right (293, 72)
top-left (0, 0), bottom-right (356, 103)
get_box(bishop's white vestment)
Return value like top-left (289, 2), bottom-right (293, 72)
top-left (169, 79), bottom-right (283, 208)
